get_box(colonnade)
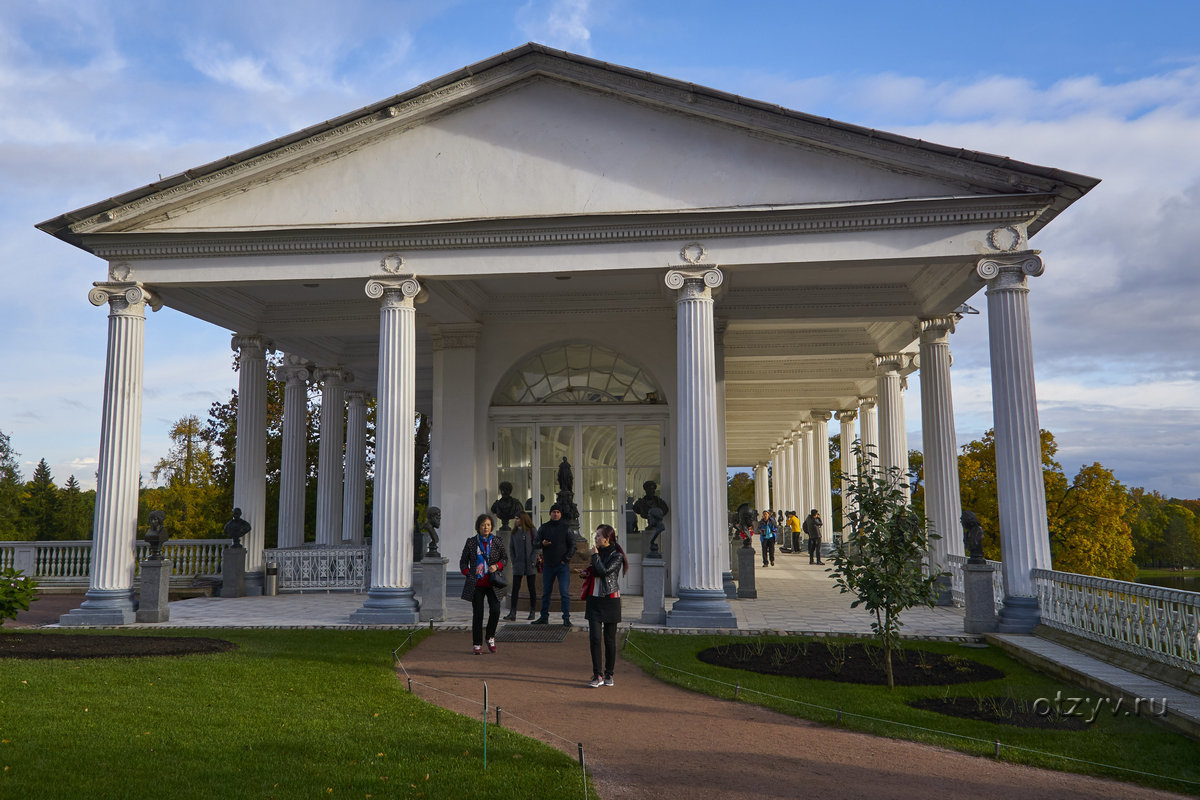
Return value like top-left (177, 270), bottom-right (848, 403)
top-left (63, 254), bottom-right (1053, 632)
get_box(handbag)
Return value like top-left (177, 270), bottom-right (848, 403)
top-left (490, 571), bottom-right (508, 590)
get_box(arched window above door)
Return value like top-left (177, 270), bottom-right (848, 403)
top-left (492, 343), bottom-right (660, 405)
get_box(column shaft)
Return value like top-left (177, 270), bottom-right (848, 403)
top-left (836, 410), bottom-right (858, 534)
top-left (233, 335), bottom-right (269, 582)
top-left (858, 397), bottom-right (879, 475)
top-left (342, 391), bottom-right (368, 544)
top-left (352, 276), bottom-right (420, 623)
top-left (876, 357), bottom-right (907, 487)
top-left (315, 368), bottom-right (346, 546)
top-left (276, 356), bottom-right (309, 548)
top-left (918, 318), bottom-right (964, 574)
top-left (665, 268), bottom-right (735, 628)
top-left (754, 464), bottom-right (769, 513)
top-left (810, 413), bottom-right (833, 528)
top-left (61, 284), bottom-right (153, 625)
top-left (981, 256), bottom-right (1052, 629)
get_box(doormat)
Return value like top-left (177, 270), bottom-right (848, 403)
top-left (494, 625), bottom-right (571, 643)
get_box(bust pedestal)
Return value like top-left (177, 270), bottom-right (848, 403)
top-left (136, 558), bottom-right (171, 623)
top-left (419, 556), bottom-right (448, 623)
top-left (963, 561), bottom-right (999, 634)
top-left (220, 546), bottom-right (246, 598)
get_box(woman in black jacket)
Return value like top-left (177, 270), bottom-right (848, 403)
top-left (460, 513), bottom-right (507, 655)
top-left (505, 510), bottom-right (539, 621)
top-left (579, 523), bottom-right (628, 687)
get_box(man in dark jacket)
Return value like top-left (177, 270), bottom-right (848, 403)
top-left (532, 504), bottom-right (577, 625)
top-left (802, 508), bottom-right (824, 564)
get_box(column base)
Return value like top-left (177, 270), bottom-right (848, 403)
top-left (997, 595), bottom-right (1041, 633)
top-left (58, 589), bottom-right (136, 627)
top-left (349, 587), bottom-right (420, 625)
top-left (666, 588), bottom-right (738, 629)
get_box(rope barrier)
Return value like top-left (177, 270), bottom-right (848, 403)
top-left (622, 634), bottom-right (1200, 789)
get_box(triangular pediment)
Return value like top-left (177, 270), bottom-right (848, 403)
top-left (42, 45), bottom-right (1095, 241)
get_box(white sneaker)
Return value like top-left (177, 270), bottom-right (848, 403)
top-left (588, 675), bottom-right (604, 688)
top-left (603, 676), bottom-right (614, 687)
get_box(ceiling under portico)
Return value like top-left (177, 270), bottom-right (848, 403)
top-left (38, 43), bottom-right (1098, 468)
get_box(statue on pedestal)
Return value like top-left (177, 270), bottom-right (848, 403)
top-left (633, 481), bottom-right (670, 529)
top-left (557, 457), bottom-right (574, 495)
top-left (646, 506), bottom-right (666, 557)
top-left (961, 510), bottom-right (985, 563)
top-left (490, 482), bottom-right (523, 531)
top-left (224, 508), bottom-right (251, 549)
top-left (144, 509), bottom-right (169, 560)
top-left (423, 507), bottom-right (442, 557)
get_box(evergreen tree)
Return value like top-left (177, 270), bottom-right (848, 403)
top-left (24, 459), bottom-right (61, 540)
top-left (0, 430), bottom-right (22, 540)
top-left (152, 415), bottom-right (223, 539)
top-left (57, 475), bottom-right (93, 540)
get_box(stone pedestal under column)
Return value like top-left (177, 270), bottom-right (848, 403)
top-left (641, 556), bottom-right (666, 625)
top-left (221, 547), bottom-right (246, 598)
top-left (418, 557), bottom-right (447, 623)
top-left (736, 544), bottom-right (757, 599)
top-left (136, 559), bottom-right (171, 623)
top-left (963, 562), bottom-right (999, 634)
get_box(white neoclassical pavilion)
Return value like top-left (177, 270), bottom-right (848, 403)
top-left (39, 44), bottom-right (1096, 630)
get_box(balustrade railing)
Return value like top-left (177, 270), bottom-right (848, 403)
top-left (946, 553), bottom-right (1005, 613)
top-left (0, 540), bottom-right (227, 586)
top-left (1033, 568), bottom-right (1200, 675)
top-left (264, 545), bottom-right (369, 591)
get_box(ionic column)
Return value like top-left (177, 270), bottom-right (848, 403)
top-left (61, 281), bottom-right (159, 626)
top-left (979, 254), bottom-right (1052, 631)
top-left (664, 266), bottom-right (736, 628)
top-left (342, 390), bottom-right (368, 544)
top-left (835, 409), bottom-right (858, 534)
top-left (778, 439), bottom-right (792, 513)
top-left (767, 449), bottom-right (779, 512)
top-left (799, 423), bottom-right (815, 516)
top-left (810, 412), bottom-right (833, 531)
top-left (918, 316), bottom-right (965, 593)
top-left (314, 366), bottom-right (349, 547)
top-left (276, 355), bottom-right (310, 549)
top-left (233, 333), bottom-right (270, 588)
top-left (352, 274), bottom-right (421, 624)
top-left (754, 463), bottom-right (769, 513)
top-left (714, 317), bottom-right (733, 593)
top-left (875, 355), bottom-right (909, 491)
top-left (858, 396), bottom-right (879, 476)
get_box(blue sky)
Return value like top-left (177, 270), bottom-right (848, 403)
top-left (3, 0), bottom-right (1199, 498)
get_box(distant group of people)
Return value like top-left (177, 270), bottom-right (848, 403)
top-left (753, 508), bottom-right (823, 565)
top-left (458, 504), bottom-right (628, 688)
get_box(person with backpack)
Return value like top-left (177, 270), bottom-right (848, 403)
top-left (756, 509), bottom-right (777, 567)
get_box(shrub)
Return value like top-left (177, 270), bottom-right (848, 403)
top-left (0, 567), bottom-right (38, 626)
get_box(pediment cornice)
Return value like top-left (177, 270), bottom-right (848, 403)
top-left (80, 195), bottom-right (1046, 261)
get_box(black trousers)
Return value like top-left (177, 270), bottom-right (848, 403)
top-left (586, 596), bottom-right (620, 678)
top-left (471, 585), bottom-right (501, 646)
top-left (808, 537), bottom-right (822, 562)
top-left (510, 574), bottom-right (537, 612)
top-left (761, 538), bottom-right (775, 566)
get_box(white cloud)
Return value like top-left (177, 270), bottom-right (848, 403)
top-left (517, 0), bottom-right (593, 53)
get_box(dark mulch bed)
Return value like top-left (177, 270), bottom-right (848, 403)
top-left (909, 696), bottom-right (1088, 730)
top-left (0, 633), bottom-right (237, 660)
top-left (698, 640), bottom-right (1004, 686)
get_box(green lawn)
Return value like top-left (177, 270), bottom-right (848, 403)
top-left (623, 631), bottom-right (1200, 797)
top-left (0, 629), bottom-right (590, 800)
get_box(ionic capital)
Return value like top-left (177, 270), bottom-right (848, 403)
top-left (88, 282), bottom-right (161, 316)
top-left (977, 253), bottom-right (1044, 292)
top-left (231, 333), bottom-right (272, 357)
top-left (874, 353), bottom-right (909, 375)
top-left (314, 366), bottom-right (352, 385)
top-left (664, 267), bottom-right (723, 301)
top-left (365, 274), bottom-right (420, 308)
top-left (345, 389), bottom-right (369, 405)
top-left (917, 315), bottom-right (957, 343)
top-left (430, 323), bottom-right (482, 351)
top-left (835, 409), bottom-right (858, 423)
top-left (810, 410), bottom-right (832, 423)
top-left (276, 353), bottom-right (312, 384)
top-left (857, 396), bottom-right (877, 411)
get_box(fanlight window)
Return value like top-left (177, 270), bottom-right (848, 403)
top-left (493, 344), bottom-right (659, 405)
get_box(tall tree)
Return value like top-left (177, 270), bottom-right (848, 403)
top-left (0, 430), bottom-right (22, 540)
top-left (726, 471), bottom-right (755, 513)
top-left (24, 459), bottom-right (61, 540)
top-left (56, 475), bottom-right (93, 540)
top-left (152, 415), bottom-right (223, 539)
